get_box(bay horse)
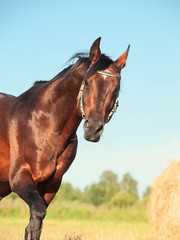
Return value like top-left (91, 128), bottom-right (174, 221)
top-left (0, 37), bottom-right (130, 240)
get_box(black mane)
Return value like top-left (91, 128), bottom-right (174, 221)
top-left (33, 80), bottom-right (49, 86)
top-left (17, 53), bottom-right (114, 103)
top-left (34, 53), bottom-right (113, 87)
top-left (54, 52), bottom-right (114, 82)
top-left (11, 53), bottom-right (113, 112)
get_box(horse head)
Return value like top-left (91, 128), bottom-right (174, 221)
top-left (78, 37), bottom-right (130, 142)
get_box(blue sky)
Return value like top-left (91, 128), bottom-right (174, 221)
top-left (0, 0), bottom-right (180, 195)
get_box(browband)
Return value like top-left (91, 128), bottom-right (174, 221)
top-left (97, 71), bottom-right (121, 79)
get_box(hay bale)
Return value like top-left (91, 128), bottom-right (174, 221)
top-left (149, 160), bottom-right (180, 240)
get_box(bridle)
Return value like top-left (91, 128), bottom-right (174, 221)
top-left (78, 70), bottom-right (121, 124)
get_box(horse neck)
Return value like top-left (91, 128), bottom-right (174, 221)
top-left (41, 67), bottom-right (84, 133)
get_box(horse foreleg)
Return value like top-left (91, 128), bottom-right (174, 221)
top-left (24, 189), bottom-right (46, 240)
top-left (37, 178), bottom-right (62, 206)
top-left (9, 170), bottom-right (46, 240)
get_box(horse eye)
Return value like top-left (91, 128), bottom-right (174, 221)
top-left (85, 80), bottom-right (90, 86)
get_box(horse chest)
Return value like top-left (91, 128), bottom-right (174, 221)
top-left (10, 107), bottom-right (78, 184)
top-left (30, 130), bottom-right (78, 183)
top-left (30, 136), bottom-right (60, 182)
top-left (32, 141), bottom-right (76, 184)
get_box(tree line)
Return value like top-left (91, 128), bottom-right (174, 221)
top-left (55, 170), bottom-right (150, 207)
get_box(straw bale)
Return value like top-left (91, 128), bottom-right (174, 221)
top-left (149, 160), bottom-right (180, 240)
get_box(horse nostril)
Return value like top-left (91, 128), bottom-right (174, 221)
top-left (84, 119), bottom-right (104, 136)
top-left (96, 124), bottom-right (103, 133)
top-left (84, 120), bottom-right (89, 128)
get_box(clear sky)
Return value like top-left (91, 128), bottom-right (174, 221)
top-left (0, 0), bottom-right (180, 195)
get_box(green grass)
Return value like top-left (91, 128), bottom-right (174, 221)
top-left (0, 196), bottom-right (153, 239)
top-left (0, 196), bottom-right (148, 221)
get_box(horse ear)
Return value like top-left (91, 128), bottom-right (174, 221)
top-left (89, 37), bottom-right (101, 63)
top-left (114, 45), bottom-right (130, 70)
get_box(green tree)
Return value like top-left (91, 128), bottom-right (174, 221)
top-left (143, 186), bottom-right (151, 198)
top-left (120, 173), bottom-right (138, 198)
top-left (141, 186), bottom-right (151, 206)
top-left (84, 183), bottom-right (108, 206)
top-left (99, 170), bottom-right (119, 189)
top-left (84, 170), bottom-right (120, 206)
top-left (99, 170), bottom-right (120, 203)
top-left (58, 182), bottom-right (82, 201)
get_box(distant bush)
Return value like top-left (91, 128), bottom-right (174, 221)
top-left (83, 184), bottom-right (116, 206)
top-left (55, 183), bottom-right (82, 202)
top-left (108, 190), bottom-right (138, 208)
top-left (0, 198), bottom-right (148, 221)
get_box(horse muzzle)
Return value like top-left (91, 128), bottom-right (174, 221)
top-left (83, 119), bottom-right (104, 142)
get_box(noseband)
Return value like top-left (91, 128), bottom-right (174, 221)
top-left (78, 70), bottom-right (121, 124)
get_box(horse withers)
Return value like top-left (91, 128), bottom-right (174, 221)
top-left (0, 37), bottom-right (130, 240)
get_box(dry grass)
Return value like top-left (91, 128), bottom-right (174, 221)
top-left (2, 217), bottom-right (180, 240)
top-left (149, 160), bottom-right (180, 240)
top-left (0, 217), bottom-right (152, 240)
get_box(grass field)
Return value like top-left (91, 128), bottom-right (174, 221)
top-left (0, 217), bottom-right (152, 240)
top-left (1, 197), bottom-right (179, 239)
top-left (0, 196), bottom-right (154, 240)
